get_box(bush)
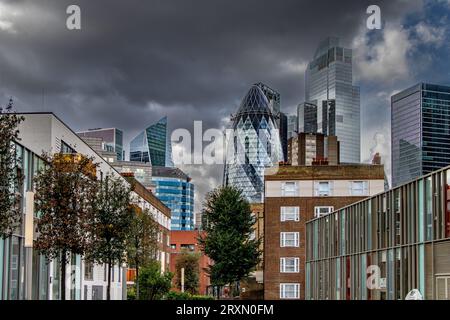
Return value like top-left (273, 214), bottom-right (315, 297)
top-left (166, 291), bottom-right (191, 300)
top-left (127, 286), bottom-right (136, 300)
top-left (138, 261), bottom-right (173, 300)
top-left (166, 291), bottom-right (214, 300)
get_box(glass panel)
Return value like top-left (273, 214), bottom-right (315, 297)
top-left (418, 180), bottom-right (424, 242)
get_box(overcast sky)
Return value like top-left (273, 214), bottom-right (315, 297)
top-left (1, 0), bottom-right (450, 212)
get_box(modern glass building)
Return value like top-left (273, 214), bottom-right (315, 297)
top-left (152, 166), bottom-right (195, 231)
top-left (287, 114), bottom-right (298, 139)
top-left (77, 128), bottom-right (124, 161)
top-left (298, 102), bottom-right (318, 134)
top-left (305, 37), bottom-right (360, 163)
top-left (392, 83), bottom-right (450, 187)
top-left (223, 84), bottom-right (284, 203)
top-left (129, 117), bottom-right (173, 167)
top-left (305, 164), bottom-right (450, 300)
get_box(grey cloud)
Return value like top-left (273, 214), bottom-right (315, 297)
top-left (0, 0), bottom-right (427, 209)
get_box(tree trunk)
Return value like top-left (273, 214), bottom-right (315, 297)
top-left (60, 250), bottom-right (67, 300)
top-left (107, 259), bottom-right (112, 300)
top-left (135, 261), bottom-right (140, 300)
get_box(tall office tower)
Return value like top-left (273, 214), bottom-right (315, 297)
top-left (297, 102), bottom-right (318, 133)
top-left (287, 115), bottom-right (298, 139)
top-left (392, 83), bottom-right (450, 187)
top-left (223, 84), bottom-right (284, 203)
top-left (129, 116), bottom-right (173, 167)
top-left (152, 166), bottom-right (195, 231)
top-left (77, 128), bottom-right (124, 161)
top-left (278, 112), bottom-right (288, 162)
top-left (305, 37), bottom-right (360, 163)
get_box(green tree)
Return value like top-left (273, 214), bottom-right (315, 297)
top-left (126, 206), bottom-right (159, 300)
top-left (34, 153), bottom-right (99, 300)
top-left (138, 260), bottom-right (173, 300)
top-left (87, 174), bottom-right (133, 300)
top-left (199, 186), bottom-right (261, 294)
top-left (175, 250), bottom-right (200, 294)
top-left (0, 98), bottom-right (24, 238)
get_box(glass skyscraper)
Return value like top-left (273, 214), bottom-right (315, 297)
top-left (77, 128), bottom-right (124, 161)
top-left (391, 83), bottom-right (450, 187)
top-left (297, 102), bottom-right (318, 133)
top-left (129, 117), bottom-right (173, 167)
top-left (305, 37), bottom-right (360, 163)
top-left (152, 166), bottom-right (195, 230)
top-left (223, 83), bottom-right (284, 203)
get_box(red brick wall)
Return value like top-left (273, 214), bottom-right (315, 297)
top-left (169, 230), bottom-right (211, 295)
top-left (264, 196), bottom-right (367, 300)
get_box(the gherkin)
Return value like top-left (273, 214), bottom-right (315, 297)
top-left (223, 84), bottom-right (284, 203)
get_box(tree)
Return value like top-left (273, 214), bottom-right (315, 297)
top-left (0, 98), bottom-right (24, 238)
top-left (175, 250), bottom-right (200, 294)
top-left (199, 186), bottom-right (261, 294)
top-left (87, 174), bottom-right (133, 300)
top-left (138, 260), bottom-right (173, 300)
top-left (126, 206), bottom-right (159, 300)
top-left (34, 153), bottom-right (99, 300)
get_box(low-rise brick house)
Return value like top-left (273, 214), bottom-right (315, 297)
top-left (263, 164), bottom-right (385, 300)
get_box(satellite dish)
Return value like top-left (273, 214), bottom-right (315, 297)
top-left (405, 289), bottom-right (423, 300)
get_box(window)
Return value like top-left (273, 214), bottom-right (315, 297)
top-left (280, 283), bottom-right (300, 299)
top-left (181, 244), bottom-right (195, 251)
top-left (315, 181), bottom-right (332, 196)
top-left (282, 182), bottom-right (298, 197)
top-left (280, 258), bottom-right (300, 273)
top-left (314, 206), bottom-right (334, 218)
top-left (170, 244), bottom-right (176, 250)
top-left (84, 262), bottom-right (94, 281)
top-left (350, 181), bottom-right (368, 196)
top-left (280, 232), bottom-right (299, 247)
top-left (281, 207), bottom-right (299, 222)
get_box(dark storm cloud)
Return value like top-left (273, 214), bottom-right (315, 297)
top-left (0, 0), bottom-right (426, 208)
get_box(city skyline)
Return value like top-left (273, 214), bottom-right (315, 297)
top-left (1, 0), bottom-right (450, 213)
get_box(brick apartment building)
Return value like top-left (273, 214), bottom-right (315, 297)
top-left (263, 164), bottom-right (385, 299)
top-left (169, 230), bottom-right (211, 295)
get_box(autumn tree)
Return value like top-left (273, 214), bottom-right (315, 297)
top-left (0, 98), bottom-right (24, 238)
top-left (34, 153), bottom-right (99, 300)
top-left (87, 174), bottom-right (133, 300)
top-left (175, 250), bottom-right (200, 294)
top-left (126, 206), bottom-right (159, 300)
top-left (199, 186), bottom-right (261, 295)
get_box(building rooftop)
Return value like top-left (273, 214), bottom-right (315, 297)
top-left (152, 166), bottom-right (191, 181)
top-left (265, 163), bottom-right (385, 181)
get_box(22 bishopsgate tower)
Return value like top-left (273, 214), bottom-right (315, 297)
top-left (304, 37), bottom-right (361, 163)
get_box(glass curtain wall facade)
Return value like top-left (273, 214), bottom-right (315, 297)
top-left (223, 84), bottom-right (284, 203)
top-left (305, 37), bottom-right (360, 163)
top-left (392, 83), bottom-right (450, 187)
top-left (0, 142), bottom-right (58, 300)
top-left (152, 167), bottom-right (195, 231)
top-left (129, 117), bottom-right (173, 167)
top-left (306, 165), bottom-right (450, 300)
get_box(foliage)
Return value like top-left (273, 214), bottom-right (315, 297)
top-left (34, 153), bottom-right (99, 300)
top-left (87, 173), bottom-right (133, 300)
top-left (199, 186), bottom-right (261, 287)
top-left (127, 286), bottom-right (136, 300)
top-left (138, 260), bottom-right (173, 300)
top-left (166, 291), bottom-right (214, 300)
top-left (0, 98), bottom-right (24, 238)
top-left (126, 206), bottom-right (160, 299)
top-left (175, 250), bottom-right (200, 294)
